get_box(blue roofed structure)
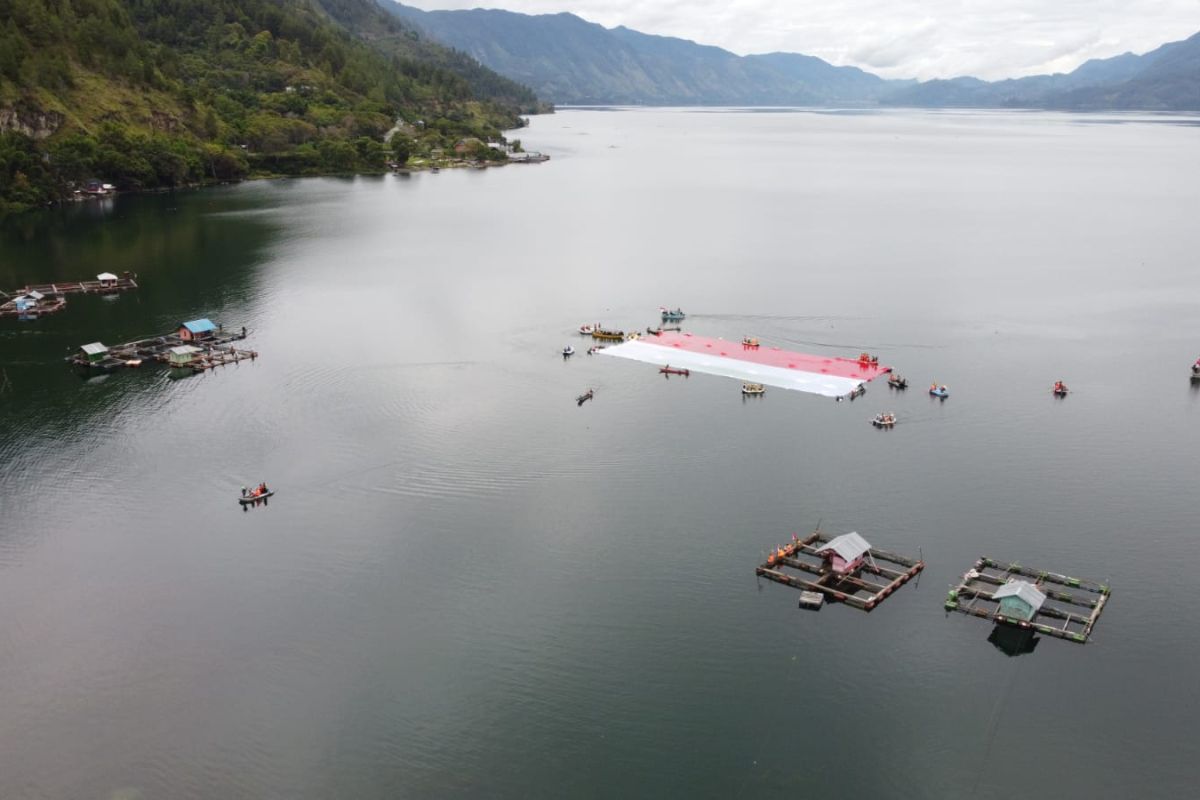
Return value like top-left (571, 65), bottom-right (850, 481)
top-left (178, 318), bottom-right (218, 341)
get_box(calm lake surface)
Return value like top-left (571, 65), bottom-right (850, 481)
top-left (2, 108), bottom-right (1200, 798)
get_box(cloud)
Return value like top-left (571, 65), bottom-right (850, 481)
top-left (400, 0), bottom-right (1200, 80)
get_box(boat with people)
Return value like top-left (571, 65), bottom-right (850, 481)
top-left (239, 483), bottom-right (273, 505)
top-left (660, 365), bottom-right (690, 377)
top-left (646, 325), bottom-right (684, 336)
top-left (858, 352), bottom-right (880, 365)
top-left (562, 345), bottom-right (575, 357)
top-left (1052, 380), bottom-right (1069, 396)
top-left (587, 345), bottom-right (606, 355)
top-left (742, 383), bottom-right (765, 396)
top-left (742, 337), bottom-right (760, 348)
top-left (660, 307), bottom-right (686, 321)
top-left (871, 413), bottom-right (897, 428)
top-left (577, 389), bottom-right (594, 406)
top-left (592, 328), bottom-right (625, 341)
top-left (887, 374), bottom-right (908, 389)
top-left (579, 324), bottom-right (595, 335)
top-left (1192, 359), bottom-right (1200, 379)
top-left (929, 384), bottom-right (950, 399)
top-left (625, 331), bottom-right (642, 341)
top-left (839, 383), bottom-right (866, 402)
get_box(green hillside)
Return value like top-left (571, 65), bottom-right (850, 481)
top-left (0, 0), bottom-right (539, 215)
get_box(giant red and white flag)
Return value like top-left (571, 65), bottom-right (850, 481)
top-left (597, 332), bottom-right (890, 398)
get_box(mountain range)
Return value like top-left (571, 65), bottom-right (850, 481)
top-left (381, 2), bottom-right (1200, 111)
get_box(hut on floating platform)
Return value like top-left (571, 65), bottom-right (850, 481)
top-left (167, 345), bottom-right (201, 367)
top-left (178, 318), bottom-right (217, 342)
top-left (815, 532), bottom-right (872, 575)
top-left (79, 342), bottom-right (109, 364)
top-left (992, 580), bottom-right (1046, 622)
top-left (96, 272), bottom-right (118, 288)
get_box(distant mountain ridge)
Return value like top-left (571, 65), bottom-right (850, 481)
top-left (379, 2), bottom-right (1200, 111)
top-left (380, 3), bottom-right (905, 105)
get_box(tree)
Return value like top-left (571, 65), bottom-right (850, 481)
top-left (389, 134), bottom-right (411, 165)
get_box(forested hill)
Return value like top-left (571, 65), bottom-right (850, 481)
top-left (0, 0), bottom-right (543, 215)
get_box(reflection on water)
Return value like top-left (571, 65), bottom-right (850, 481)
top-left (2, 109), bottom-right (1200, 798)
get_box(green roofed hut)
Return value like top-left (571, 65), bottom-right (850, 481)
top-left (167, 345), bottom-right (201, 367)
top-left (79, 342), bottom-right (108, 363)
top-left (992, 580), bottom-right (1046, 622)
top-left (178, 318), bottom-right (218, 342)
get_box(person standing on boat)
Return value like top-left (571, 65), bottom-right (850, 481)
top-left (241, 486), bottom-right (247, 497)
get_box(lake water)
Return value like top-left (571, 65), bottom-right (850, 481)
top-left (2, 108), bottom-right (1199, 798)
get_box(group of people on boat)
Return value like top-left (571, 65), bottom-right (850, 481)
top-left (742, 337), bottom-right (760, 348)
top-left (1053, 380), bottom-right (1069, 395)
top-left (1192, 357), bottom-right (1200, 375)
top-left (858, 352), bottom-right (879, 365)
top-left (242, 482), bottom-right (269, 499)
top-left (872, 412), bottom-right (897, 427)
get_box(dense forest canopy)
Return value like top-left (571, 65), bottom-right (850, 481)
top-left (0, 0), bottom-right (542, 215)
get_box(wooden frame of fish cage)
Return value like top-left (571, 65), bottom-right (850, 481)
top-left (67, 327), bottom-right (256, 375)
top-left (944, 557), bottom-right (1111, 644)
top-left (755, 529), bottom-right (924, 612)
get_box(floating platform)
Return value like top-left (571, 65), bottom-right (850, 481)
top-left (0, 296), bottom-right (68, 318)
top-left (69, 326), bottom-right (256, 376)
top-left (755, 529), bottom-right (924, 612)
top-left (945, 557), bottom-right (1111, 644)
top-left (1, 273), bottom-right (138, 317)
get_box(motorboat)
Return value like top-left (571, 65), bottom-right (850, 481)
top-left (577, 389), bottom-right (594, 406)
top-left (579, 324), bottom-right (594, 335)
top-left (660, 307), bottom-right (686, 321)
top-left (562, 345), bottom-right (575, 357)
top-left (742, 337), bottom-right (760, 348)
top-left (887, 374), bottom-right (908, 389)
top-left (929, 384), bottom-right (949, 399)
top-left (742, 383), bottom-right (765, 396)
top-left (660, 366), bottom-right (690, 376)
top-left (1052, 381), bottom-right (1069, 396)
top-left (871, 413), bottom-right (897, 428)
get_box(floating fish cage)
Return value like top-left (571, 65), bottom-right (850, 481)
top-left (945, 557), bottom-right (1111, 644)
top-left (755, 528), bottom-right (924, 612)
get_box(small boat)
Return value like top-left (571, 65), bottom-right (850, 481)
top-left (887, 374), bottom-right (908, 389)
top-left (577, 389), bottom-right (594, 406)
top-left (587, 345), bottom-right (606, 355)
top-left (660, 307), bottom-right (686, 321)
top-left (742, 383), bottom-right (765, 396)
top-left (579, 324), bottom-right (594, 335)
top-left (239, 490), bottom-right (274, 505)
top-left (929, 384), bottom-right (949, 399)
top-left (124, 359), bottom-right (143, 367)
top-left (562, 345), bottom-right (575, 357)
top-left (1191, 362), bottom-right (1200, 379)
top-left (592, 328), bottom-right (625, 341)
top-left (1052, 381), bottom-right (1069, 396)
top-left (858, 352), bottom-right (880, 365)
top-left (840, 383), bottom-right (866, 402)
top-left (660, 365), bottom-right (690, 376)
top-left (871, 413), bottom-right (897, 428)
top-left (625, 331), bottom-right (642, 341)
top-left (742, 337), bottom-right (760, 348)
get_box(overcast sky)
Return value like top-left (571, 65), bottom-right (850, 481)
top-left (402, 1), bottom-right (1200, 81)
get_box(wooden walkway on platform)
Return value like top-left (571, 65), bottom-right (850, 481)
top-left (16, 274), bottom-right (139, 297)
top-left (0, 296), bottom-right (68, 318)
top-left (2, 273), bottom-right (139, 318)
top-left (755, 529), bottom-right (924, 612)
top-left (945, 556), bottom-right (1110, 644)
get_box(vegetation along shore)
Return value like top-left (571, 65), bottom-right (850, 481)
top-left (0, 0), bottom-right (551, 217)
